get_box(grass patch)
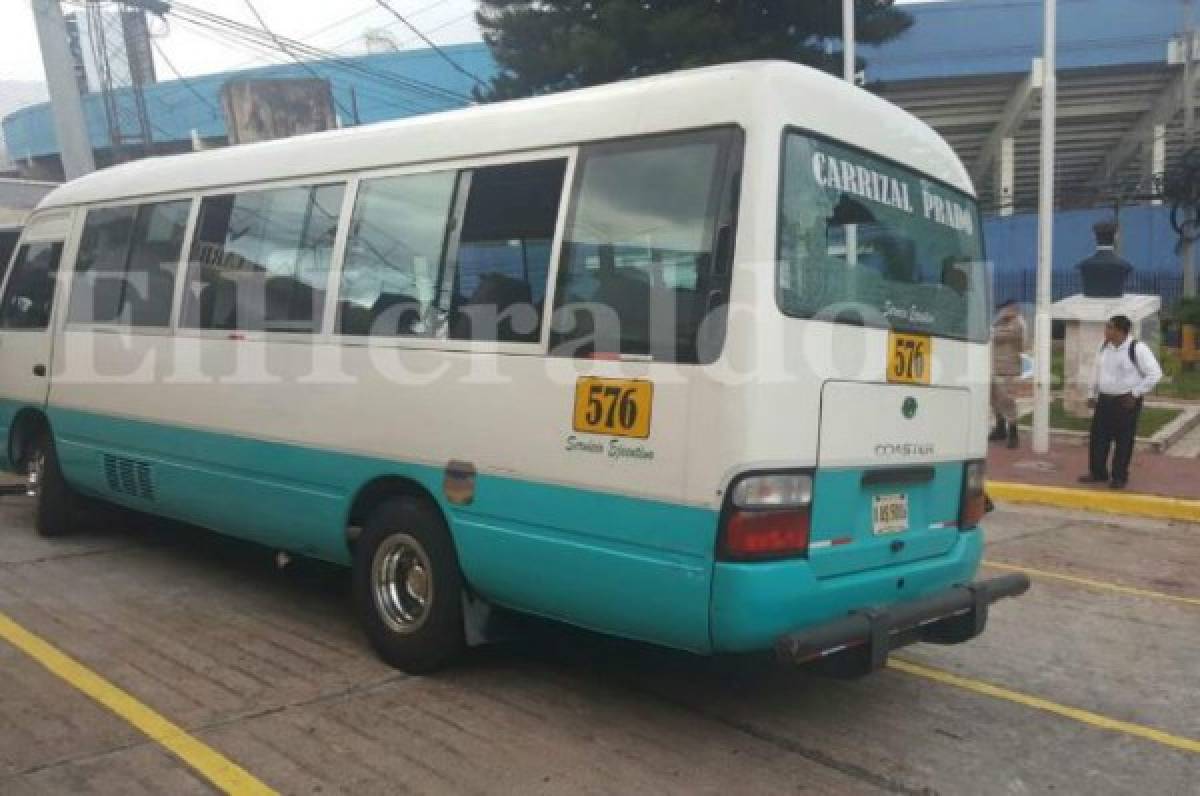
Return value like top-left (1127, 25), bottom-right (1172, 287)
top-left (1049, 344), bottom-right (1199, 399)
top-left (1020, 399), bottom-right (1182, 437)
top-left (1155, 349), bottom-right (1200, 400)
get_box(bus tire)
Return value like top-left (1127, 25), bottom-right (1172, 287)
top-left (352, 496), bottom-right (465, 673)
top-left (27, 430), bottom-right (80, 538)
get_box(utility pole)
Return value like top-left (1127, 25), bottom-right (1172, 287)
top-left (1033, 0), bottom-right (1057, 455)
top-left (1185, 0), bottom-right (1197, 298)
top-left (30, 0), bottom-right (95, 179)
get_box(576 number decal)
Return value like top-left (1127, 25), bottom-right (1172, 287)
top-left (887, 331), bottom-right (933, 385)
top-left (572, 378), bottom-right (653, 439)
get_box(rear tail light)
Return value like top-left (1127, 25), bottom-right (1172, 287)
top-left (959, 459), bottom-right (987, 529)
top-left (720, 473), bottom-right (813, 560)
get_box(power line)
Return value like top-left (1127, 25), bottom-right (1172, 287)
top-left (219, 1), bottom-right (381, 71)
top-left (394, 10), bottom-right (476, 49)
top-left (238, 0), bottom-right (358, 121)
top-left (167, 14), bottom-right (445, 117)
top-left (151, 37), bottom-right (220, 117)
top-left (63, 0), bottom-right (479, 132)
top-left (166, 1), bottom-right (473, 105)
top-left (325, 0), bottom-right (452, 52)
top-left (371, 0), bottom-right (486, 90)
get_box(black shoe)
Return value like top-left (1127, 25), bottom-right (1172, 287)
top-left (988, 418), bottom-right (1007, 442)
top-left (1007, 424), bottom-right (1019, 449)
top-left (1077, 474), bottom-right (1108, 484)
top-left (1109, 478), bottom-right (1127, 490)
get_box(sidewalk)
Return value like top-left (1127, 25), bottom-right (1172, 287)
top-left (987, 437), bottom-right (1200, 522)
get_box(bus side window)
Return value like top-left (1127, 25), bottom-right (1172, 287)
top-left (336, 170), bottom-right (457, 337)
top-left (68, 200), bottom-right (191, 327)
top-left (444, 158), bottom-right (567, 343)
top-left (181, 184), bottom-right (345, 333)
top-left (0, 242), bottom-right (64, 330)
top-left (550, 130), bottom-right (734, 362)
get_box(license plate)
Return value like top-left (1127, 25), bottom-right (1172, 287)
top-left (888, 331), bottom-right (932, 385)
top-left (873, 493), bottom-right (909, 534)
top-left (572, 378), bottom-right (653, 439)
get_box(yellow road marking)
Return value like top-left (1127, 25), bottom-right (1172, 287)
top-left (983, 560), bottom-right (1200, 607)
top-left (0, 611), bottom-right (276, 795)
top-left (889, 658), bottom-right (1200, 755)
top-left (987, 480), bottom-right (1200, 523)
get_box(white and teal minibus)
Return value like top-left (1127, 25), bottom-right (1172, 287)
top-left (0, 62), bottom-right (1027, 675)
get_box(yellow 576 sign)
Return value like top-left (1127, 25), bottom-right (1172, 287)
top-left (572, 378), bottom-right (653, 439)
top-left (888, 331), bottom-right (932, 385)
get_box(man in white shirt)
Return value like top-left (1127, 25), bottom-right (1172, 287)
top-left (1078, 315), bottom-right (1163, 489)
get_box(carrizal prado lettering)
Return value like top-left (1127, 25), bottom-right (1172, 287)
top-left (811, 150), bottom-right (975, 237)
top-left (812, 151), bottom-right (913, 213)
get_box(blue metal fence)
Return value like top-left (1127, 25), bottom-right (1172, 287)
top-left (993, 269), bottom-right (1185, 310)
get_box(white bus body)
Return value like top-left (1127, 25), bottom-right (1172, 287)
top-left (0, 62), bottom-right (1026, 674)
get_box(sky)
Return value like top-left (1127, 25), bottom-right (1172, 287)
top-left (0, 0), bottom-right (941, 85)
top-left (0, 0), bottom-right (483, 84)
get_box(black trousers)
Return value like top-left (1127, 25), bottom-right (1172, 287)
top-left (1088, 393), bottom-right (1143, 482)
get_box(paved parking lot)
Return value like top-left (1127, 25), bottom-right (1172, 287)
top-left (1, 491), bottom-right (1197, 794)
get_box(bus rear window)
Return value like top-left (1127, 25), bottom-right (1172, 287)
top-left (777, 132), bottom-right (988, 343)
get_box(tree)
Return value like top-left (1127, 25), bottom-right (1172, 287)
top-left (475, 1), bottom-right (914, 101)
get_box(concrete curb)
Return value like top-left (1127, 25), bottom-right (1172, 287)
top-left (988, 480), bottom-right (1200, 523)
top-left (1157, 406), bottom-right (1200, 452)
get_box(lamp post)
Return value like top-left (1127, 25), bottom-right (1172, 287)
top-left (1185, 0), bottom-right (1197, 298)
top-left (843, 0), bottom-right (858, 264)
top-left (843, 0), bottom-right (855, 83)
top-left (1033, 0), bottom-right (1057, 454)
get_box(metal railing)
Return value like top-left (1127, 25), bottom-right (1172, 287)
top-left (994, 269), bottom-right (1185, 310)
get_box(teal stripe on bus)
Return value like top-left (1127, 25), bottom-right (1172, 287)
top-left (41, 404), bottom-right (719, 653)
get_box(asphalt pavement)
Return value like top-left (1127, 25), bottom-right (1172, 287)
top-left (1, 493), bottom-right (1196, 794)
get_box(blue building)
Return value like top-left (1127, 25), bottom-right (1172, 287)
top-left (4, 1), bottom-right (1194, 305)
top-left (3, 42), bottom-right (496, 180)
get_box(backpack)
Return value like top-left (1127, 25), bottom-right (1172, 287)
top-left (1127, 339), bottom-right (1145, 378)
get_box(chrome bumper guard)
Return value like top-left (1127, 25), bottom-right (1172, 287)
top-left (775, 573), bottom-right (1031, 675)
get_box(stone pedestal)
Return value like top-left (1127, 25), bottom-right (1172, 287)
top-left (1051, 293), bottom-right (1161, 417)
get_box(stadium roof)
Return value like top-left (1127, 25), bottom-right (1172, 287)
top-left (869, 0), bottom-right (1197, 214)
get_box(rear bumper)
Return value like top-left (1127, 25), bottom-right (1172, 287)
top-left (711, 528), bottom-right (985, 652)
top-left (775, 573), bottom-right (1030, 674)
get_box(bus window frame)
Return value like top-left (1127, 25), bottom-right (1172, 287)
top-left (774, 124), bottom-right (990, 345)
top-left (324, 145), bottom-right (578, 356)
top-left (176, 177), bottom-right (350, 339)
top-left (44, 128), bottom-right (741, 355)
top-left (0, 240), bottom-right (66, 332)
top-left (547, 123), bottom-right (744, 365)
top-left (9, 208), bottom-right (81, 341)
top-left (58, 190), bottom-right (197, 338)
top-left (63, 195), bottom-right (198, 337)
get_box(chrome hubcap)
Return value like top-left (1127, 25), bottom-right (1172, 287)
top-left (371, 533), bottom-right (432, 634)
top-left (26, 449), bottom-right (44, 499)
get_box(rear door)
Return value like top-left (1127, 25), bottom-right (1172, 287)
top-left (810, 380), bottom-right (970, 578)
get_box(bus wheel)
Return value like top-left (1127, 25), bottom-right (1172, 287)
top-left (26, 431), bottom-right (79, 538)
top-left (352, 496), bottom-right (465, 673)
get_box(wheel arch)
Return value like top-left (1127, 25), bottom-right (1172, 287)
top-left (7, 406), bottom-right (50, 471)
top-left (345, 474), bottom-right (449, 551)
